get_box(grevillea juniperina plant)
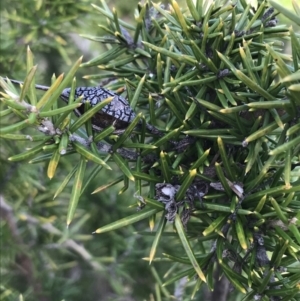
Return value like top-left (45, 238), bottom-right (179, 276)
top-left (1, 0), bottom-right (300, 299)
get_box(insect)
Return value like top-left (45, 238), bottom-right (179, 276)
top-left (4, 78), bottom-right (162, 135)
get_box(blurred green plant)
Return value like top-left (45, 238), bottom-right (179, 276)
top-left (1, 0), bottom-right (300, 300)
top-left (0, 0), bottom-right (90, 74)
top-left (0, 0), bottom-right (140, 81)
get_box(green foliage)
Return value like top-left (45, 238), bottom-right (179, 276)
top-left (0, 0), bottom-right (89, 74)
top-left (1, 0), bottom-right (300, 300)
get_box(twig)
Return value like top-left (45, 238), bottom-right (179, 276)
top-left (18, 211), bottom-right (105, 272)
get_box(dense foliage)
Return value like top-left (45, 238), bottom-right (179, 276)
top-left (1, 0), bottom-right (300, 300)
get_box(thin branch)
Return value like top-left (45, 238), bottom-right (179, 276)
top-left (13, 208), bottom-right (105, 272)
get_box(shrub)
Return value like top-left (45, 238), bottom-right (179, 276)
top-left (1, 0), bottom-right (300, 300)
